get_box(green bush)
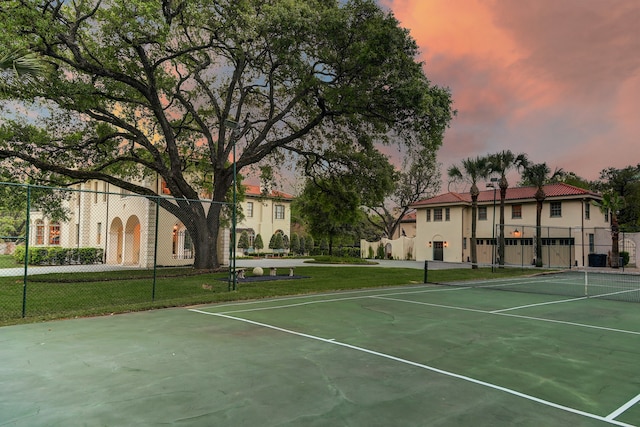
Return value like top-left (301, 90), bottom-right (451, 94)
top-left (13, 246), bottom-right (104, 266)
top-left (620, 251), bottom-right (630, 267)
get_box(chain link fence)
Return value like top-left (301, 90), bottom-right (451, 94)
top-left (488, 224), bottom-right (639, 269)
top-left (0, 182), bottom-right (234, 323)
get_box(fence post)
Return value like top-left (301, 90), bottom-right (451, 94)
top-left (152, 197), bottom-right (159, 301)
top-left (423, 260), bottom-right (428, 284)
top-left (22, 185), bottom-right (31, 318)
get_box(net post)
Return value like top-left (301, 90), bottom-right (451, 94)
top-left (584, 269), bottom-right (588, 297)
top-left (423, 260), bottom-right (428, 284)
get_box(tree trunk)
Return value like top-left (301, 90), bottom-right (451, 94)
top-left (498, 182), bottom-right (507, 266)
top-left (190, 203), bottom-right (222, 270)
top-left (535, 200), bottom-right (543, 267)
top-left (470, 186), bottom-right (479, 269)
top-left (611, 215), bottom-right (620, 268)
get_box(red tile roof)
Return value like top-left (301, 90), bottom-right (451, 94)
top-left (244, 184), bottom-right (294, 200)
top-left (400, 211), bottom-right (417, 222)
top-left (411, 183), bottom-right (600, 207)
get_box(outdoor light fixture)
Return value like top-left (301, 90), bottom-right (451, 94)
top-left (444, 241), bottom-right (448, 248)
top-left (514, 228), bottom-right (521, 237)
top-left (428, 241), bottom-right (432, 247)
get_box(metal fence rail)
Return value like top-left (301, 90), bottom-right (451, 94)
top-left (0, 182), bottom-right (232, 322)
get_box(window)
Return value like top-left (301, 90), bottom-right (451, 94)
top-left (550, 201), bottom-right (562, 217)
top-left (246, 202), bottom-right (253, 218)
top-left (97, 222), bottom-right (102, 245)
top-left (589, 233), bottom-right (595, 252)
top-left (433, 208), bottom-right (443, 221)
top-left (463, 237), bottom-right (467, 250)
top-left (512, 204), bottom-right (522, 219)
top-left (275, 204), bottom-right (285, 220)
top-left (94, 182), bottom-right (99, 203)
top-left (426, 209), bottom-right (431, 222)
top-left (35, 221), bottom-right (44, 245)
top-left (478, 206), bottom-right (487, 220)
top-left (102, 182), bottom-right (108, 202)
top-left (160, 179), bottom-right (172, 194)
top-left (49, 222), bottom-right (60, 245)
top-left (605, 209), bottom-right (609, 223)
top-left (445, 208), bottom-right (450, 221)
top-left (585, 202), bottom-right (590, 220)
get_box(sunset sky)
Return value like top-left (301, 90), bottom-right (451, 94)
top-left (381, 0), bottom-right (639, 186)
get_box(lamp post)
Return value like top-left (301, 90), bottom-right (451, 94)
top-left (486, 177), bottom-right (498, 271)
top-left (225, 119), bottom-right (239, 291)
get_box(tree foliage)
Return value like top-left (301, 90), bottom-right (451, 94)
top-left (448, 156), bottom-right (491, 269)
top-left (254, 233), bottom-right (264, 252)
top-left (488, 150), bottom-right (528, 266)
top-left (595, 165), bottom-right (640, 229)
top-left (237, 230), bottom-right (250, 250)
top-left (296, 146), bottom-right (397, 254)
top-left (521, 162), bottom-right (563, 267)
top-left (595, 191), bottom-right (625, 268)
top-left (365, 147), bottom-right (441, 238)
top-left (0, 0), bottom-right (452, 269)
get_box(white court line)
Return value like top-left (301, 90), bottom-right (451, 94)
top-left (372, 296), bottom-right (490, 315)
top-left (197, 283), bottom-right (444, 311)
top-left (608, 393), bottom-right (640, 420)
top-left (189, 309), bottom-right (636, 427)
top-left (372, 295), bottom-right (640, 336)
top-left (215, 286), bottom-right (471, 315)
top-left (493, 313), bottom-right (640, 336)
top-left (491, 296), bottom-right (589, 313)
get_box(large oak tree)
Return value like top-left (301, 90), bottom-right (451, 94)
top-left (0, 0), bottom-right (452, 268)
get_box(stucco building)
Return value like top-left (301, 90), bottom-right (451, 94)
top-left (28, 180), bottom-right (292, 268)
top-left (410, 183), bottom-right (615, 267)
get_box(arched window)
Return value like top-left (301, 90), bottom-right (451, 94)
top-left (172, 223), bottom-right (193, 259)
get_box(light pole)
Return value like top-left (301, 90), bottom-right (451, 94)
top-left (225, 119), bottom-right (239, 291)
top-left (486, 177), bottom-right (498, 271)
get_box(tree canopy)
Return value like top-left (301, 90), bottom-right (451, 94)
top-left (0, 0), bottom-right (453, 268)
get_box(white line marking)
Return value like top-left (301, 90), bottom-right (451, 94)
top-left (496, 312), bottom-right (640, 336)
top-left (608, 393), bottom-right (640, 420)
top-left (189, 309), bottom-right (636, 427)
top-left (491, 297), bottom-right (589, 313)
top-left (197, 284), bottom-right (442, 310)
top-left (372, 295), bottom-right (640, 336)
top-left (215, 286), bottom-right (470, 315)
top-left (372, 296), bottom-right (488, 314)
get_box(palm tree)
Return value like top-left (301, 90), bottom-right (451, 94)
top-left (488, 151), bottom-right (528, 266)
top-left (596, 191), bottom-right (625, 268)
top-left (522, 163), bottom-right (562, 267)
top-left (0, 48), bottom-right (46, 93)
top-left (448, 156), bottom-right (491, 269)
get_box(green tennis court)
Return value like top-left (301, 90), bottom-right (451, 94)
top-left (1, 278), bottom-right (639, 426)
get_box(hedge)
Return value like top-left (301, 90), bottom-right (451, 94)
top-left (14, 246), bottom-right (105, 265)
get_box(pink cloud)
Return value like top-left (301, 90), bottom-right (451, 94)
top-left (383, 0), bottom-right (640, 183)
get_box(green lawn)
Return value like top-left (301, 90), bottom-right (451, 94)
top-left (0, 265), bottom-right (534, 326)
top-left (0, 254), bottom-right (20, 268)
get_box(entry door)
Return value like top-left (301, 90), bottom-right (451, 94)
top-left (433, 241), bottom-right (444, 261)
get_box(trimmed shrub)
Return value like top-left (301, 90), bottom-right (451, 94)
top-left (620, 251), bottom-right (630, 267)
top-left (13, 246), bottom-right (104, 265)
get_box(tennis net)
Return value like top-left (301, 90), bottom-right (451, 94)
top-left (431, 265), bottom-right (640, 303)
